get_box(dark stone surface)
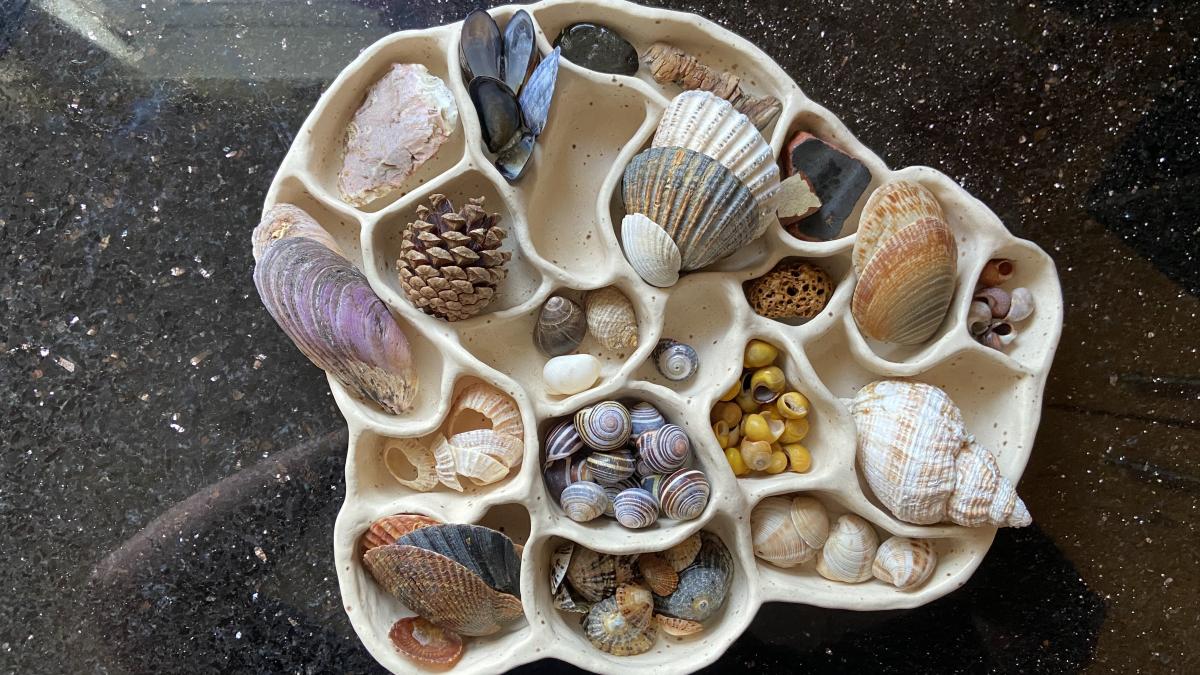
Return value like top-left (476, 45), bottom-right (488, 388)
top-left (784, 134), bottom-right (872, 240)
top-left (555, 23), bottom-right (640, 76)
top-left (1, 0), bottom-right (1197, 673)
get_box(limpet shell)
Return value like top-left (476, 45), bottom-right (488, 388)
top-left (585, 287), bottom-right (639, 351)
top-left (566, 546), bottom-right (618, 602)
top-left (654, 532), bottom-right (732, 622)
top-left (584, 591), bottom-right (657, 656)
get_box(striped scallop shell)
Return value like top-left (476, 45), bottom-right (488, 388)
top-left (656, 468), bottom-right (710, 521)
top-left (362, 513), bottom-right (440, 553)
top-left (637, 553), bottom-right (679, 596)
top-left (448, 382), bottom-right (523, 439)
top-left (613, 488), bottom-right (659, 529)
top-left (636, 423), bottom-right (691, 474)
top-left (815, 514), bottom-right (879, 583)
top-left (574, 401), bottom-right (632, 451)
top-left (872, 536), bottom-right (938, 590)
top-left (560, 481), bottom-right (609, 523)
top-left (629, 402), bottom-right (667, 439)
top-left (652, 90), bottom-right (780, 206)
top-left (852, 180), bottom-right (946, 275)
top-left (622, 146), bottom-right (759, 274)
top-left (543, 418), bottom-right (585, 466)
top-left (587, 450), bottom-right (637, 485)
top-left (566, 546), bottom-right (618, 602)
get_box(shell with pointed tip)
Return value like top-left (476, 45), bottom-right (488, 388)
top-left (388, 616), bottom-right (464, 669)
top-left (384, 438), bottom-right (438, 492)
top-left (566, 546), bottom-right (618, 602)
top-left (252, 204), bottom-right (417, 414)
top-left (448, 383), bottom-right (524, 439)
top-left (613, 487), bottom-right (659, 529)
top-left (561, 481), bottom-right (609, 522)
top-left (654, 532), bottom-right (732, 622)
top-left (853, 180), bottom-right (946, 274)
top-left (872, 537), bottom-right (938, 590)
top-left (574, 401), bottom-right (632, 451)
top-left (656, 468), bottom-right (710, 521)
top-left (535, 295), bottom-right (587, 357)
top-left (362, 514), bottom-right (441, 553)
top-left (584, 592), bottom-right (657, 656)
top-left (850, 380), bottom-right (1031, 527)
top-left (815, 514), bottom-right (878, 583)
top-left (750, 495), bottom-right (828, 567)
top-left (636, 424), bottom-right (691, 474)
top-left (585, 287), bottom-right (639, 351)
top-left (629, 402), bottom-right (667, 439)
top-left (652, 90), bottom-right (780, 205)
top-left (620, 213), bottom-right (682, 287)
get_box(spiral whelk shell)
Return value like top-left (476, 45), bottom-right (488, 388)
top-left (561, 481), bottom-right (609, 522)
top-left (653, 339), bottom-right (699, 382)
top-left (815, 514), bottom-right (878, 584)
top-left (872, 536), bottom-right (938, 590)
top-left (613, 488), bottom-right (659, 529)
top-left (656, 468), bottom-right (710, 521)
top-left (574, 401), bottom-right (632, 451)
top-left (585, 286), bottom-right (639, 351)
top-left (636, 423), bottom-right (691, 474)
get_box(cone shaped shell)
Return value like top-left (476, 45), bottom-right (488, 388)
top-left (872, 537), bottom-right (938, 590)
top-left (851, 216), bottom-right (957, 345)
top-left (815, 514), bottom-right (878, 583)
top-left (622, 146), bottom-right (759, 273)
top-left (853, 180), bottom-right (946, 275)
top-left (620, 213), bottom-right (681, 287)
top-left (652, 90), bottom-right (780, 205)
top-left (584, 594), bottom-right (657, 656)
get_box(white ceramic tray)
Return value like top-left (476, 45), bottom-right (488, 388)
top-left (258, 1), bottom-right (1064, 672)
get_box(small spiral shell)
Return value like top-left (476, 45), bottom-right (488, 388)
top-left (629, 402), bottom-right (667, 439)
top-left (544, 418), bottom-right (585, 465)
top-left (574, 401), bottom-right (632, 451)
top-left (636, 423), bottom-right (692, 474)
top-left (586, 450), bottom-right (637, 485)
top-left (560, 481), bottom-right (609, 522)
top-left (613, 488), bottom-right (659, 529)
top-left (653, 339), bottom-right (699, 381)
top-left (656, 468), bottom-right (710, 521)
top-left (534, 295), bottom-right (587, 357)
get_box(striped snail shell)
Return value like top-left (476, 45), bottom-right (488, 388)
top-left (629, 402), bottom-right (666, 439)
top-left (544, 418), bottom-right (585, 466)
top-left (640, 473), bottom-right (666, 497)
top-left (653, 339), bottom-right (699, 382)
top-left (586, 450), bottom-right (637, 485)
top-left (561, 481), bottom-right (609, 522)
top-left (657, 469), bottom-right (710, 521)
top-left (613, 488), bottom-right (659, 529)
top-left (636, 423), bottom-right (691, 474)
top-left (574, 401), bottom-right (632, 451)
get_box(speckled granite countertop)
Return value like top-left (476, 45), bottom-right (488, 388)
top-left (1, 1), bottom-right (1196, 672)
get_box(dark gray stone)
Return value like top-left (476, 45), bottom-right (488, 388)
top-left (555, 22), bottom-right (638, 76)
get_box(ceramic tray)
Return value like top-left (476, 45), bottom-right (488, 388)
top-left (259, 0), bottom-right (1063, 672)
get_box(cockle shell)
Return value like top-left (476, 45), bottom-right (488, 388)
top-left (656, 468), bottom-right (710, 521)
top-left (575, 401), bottom-right (632, 451)
top-left (872, 537), bottom-right (938, 590)
top-left (448, 382), bottom-right (524, 440)
top-left (850, 380), bottom-right (1031, 527)
top-left (613, 488), bottom-right (659, 529)
top-left (585, 287), bottom-right (639, 351)
top-left (396, 524), bottom-right (522, 597)
top-left (654, 532), bottom-right (732, 623)
top-left (566, 546), bottom-right (617, 602)
top-left (362, 513), bottom-right (441, 553)
top-left (561, 481), bottom-right (609, 522)
top-left (629, 402), bottom-right (667, 439)
top-left (815, 514), bottom-right (878, 583)
top-left (637, 553), bottom-right (679, 596)
top-left (384, 438), bottom-right (438, 492)
top-left (636, 424), bottom-right (691, 474)
top-left (388, 616), bottom-right (464, 669)
top-left (586, 450), bottom-right (637, 485)
top-left (621, 213), bottom-right (682, 287)
top-left (252, 204), bottom-right (417, 414)
top-left (655, 614), bottom-right (704, 636)
top-left (652, 90), bottom-right (780, 205)
top-left (584, 588), bottom-right (657, 656)
top-left (750, 495), bottom-right (829, 567)
top-left (853, 180), bottom-right (946, 274)
top-left (534, 295), bottom-right (586, 357)
top-left (653, 339), bottom-right (699, 382)
top-left (544, 418), bottom-right (585, 466)
top-left (544, 354), bottom-right (602, 396)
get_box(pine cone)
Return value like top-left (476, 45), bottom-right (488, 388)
top-left (398, 194), bottom-right (511, 321)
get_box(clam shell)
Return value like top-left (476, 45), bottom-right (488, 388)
top-left (384, 438), bottom-right (438, 492)
top-left (661, 533), bottom-right (702, 571)
top-left (654, 532), bottom-right (732, 622)
top-left (586, 450), bottom-right (637, 485)
top-left (655, 614), bottom-right (704, 636)
top-left (501, 9), bottom-right (537, 93)
top-left (584, 593), bottom-right (657, 656)
top-left (629, 402), bottom-right (667, 439)
top-left (853, 180), bottom-right (946, 275)
top-left (815, 514), bottom-right (879, 583)
top-left (872, 536), bottom-right (938, 590)
top-left (396, 524), bottom-right (522, 598)
top-left (585, 287), bottom-right (639, 351)
top-left (517, 47), bottom-right (559, 138)
top-left (560, 481), bottom-right (609, 522)
top-left (431, 434), bottom-right (463, 491)
top-left (448, 383), bottom-right (524, 440)
top-left (636, 423), bottom-right (691, 474)
top-left (534, 295), bottom-right (586, 357)
top-left (614, 583), bottom-right (654, 628)
top-left (251, 203), bottom-right (341, 263)
top-left (388, 616), bottom-right (464, 669)
top-left (362, 514), bottom-right (440, 553)
top-left (751, 496), bottom-right (824, 567)
top-left (620, 213), bottom-right (682, 287)
top-left (652, 90), bottom-right (780, 205)
top-left (566, 546), bottom-right (617, 602)
top-left (851, 216), bottom-right (957, 345)
top-left (544, 418), bottom-right (586, 466)
top-left (653, 339), bottom-right (699, 382)
top-left (656, 468), bottom-right (710, 521)
top-left (574, 401), bottom-right (632, 451)
top-left (622, 146), bottom-right (759, 273)
top-left (790, 496), bottom-right (830, 550)
top-left (544, 354), bottom-right (602, 396)
top-left (613, 487), bottom-right (659, 529)
top-left (638, 553), bottom-right (679, 596)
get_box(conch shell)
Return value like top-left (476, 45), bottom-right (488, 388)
top-left (252, 203), bottom-right (417, 414)
top-left (750, 495), bottom-right (829, 567)
top-left (850, 380), bottom-right (1031, 527)
top-left (585, 287), bottom-right (639, 351)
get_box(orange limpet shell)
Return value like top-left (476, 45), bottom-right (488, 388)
top-left (389, 616), bottom-right (464, 670)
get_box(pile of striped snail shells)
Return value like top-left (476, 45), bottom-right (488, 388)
top-left (969, 258), bottom-right (1036, 351)
top-left (550, 532), bottom-right (734, 655)
top-left (750, 495), bottom-right (939, 590)
top-left (543, 400), bottom-right (711, 529)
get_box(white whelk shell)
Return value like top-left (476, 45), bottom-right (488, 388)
top-left (384, 438), bottom-right (438, 492)
top-left (815, 514), bottom-right (878, 583)
top-left (872, 537), bottom-right (938, 590)
top-left (585, 287), bottom-right (639, 351)
top-left (620, 213), bottom-right (681, 288)
top-left (543, 354), bottom-right (602, 396)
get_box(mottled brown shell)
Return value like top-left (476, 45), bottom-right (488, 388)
top-left (745, 261), bottom-right (835, 320)
top-left (661, 533), bottom-right (702, 572)
top-left (637, 553), bottom-right (680, 596)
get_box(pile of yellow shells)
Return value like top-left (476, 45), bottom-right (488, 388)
top-left (710, 340), bottom-right (812, 477)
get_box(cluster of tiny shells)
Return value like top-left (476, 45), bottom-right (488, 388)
top-left (257, 2), bottom-right (1063, 674)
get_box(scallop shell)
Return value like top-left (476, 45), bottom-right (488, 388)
top-left (388, 616), bottom-right (464, 669)
top-left (661, 533), bottom-right (702, 572)
top-left (656, 468), bottom-right (710, 521)
top-left (574, 401), bottom-right (632, 451)
top-left (622, 145), bottom-right (759, 277)
top-left (872, 536), bottom-right (938, 590)
top-left (362, 514), bottom-right (441, 553)
top-left (585, 287), bottom-right (639, 351)
top-left (561, 481), bottom-right (609, 522)
top-left (584, 592), bottom-right (657, 656)
top-left (544, 354), bottom-right (602, 396)
top-left (853, 180), bottom-right (946, 274)
top-left (587, 450), bottom-right (638, 485)
top-left (652, 90), bottom-right (780, 206)
top-left (629, 402), bottom-right (667, 439)
top-left (750, 495), bottom-right (828, 567)
top-left (566, 546), bottom-right (618, 602)
top-left (396, 524), bottom-right (522, 597)
top-left (653, 339), bottom-right (699, 381)
top-left (620, 213), bottom-right (682, 288)
top-left (613, 488), bottom-right (659, 529)
top-left (815, 514), bottom-right (878, 584)
top-left (638, 553), bottom-right (679, 596)
top-left (535, 295), bottom-right (587, 357)
top-left (636, 423), bottom-right (691, 474)
top-left (654, 532), bottom-right (732, 622)
top-left (448, 383), bottom-right (524, 440)
top-left (544, 418), bottom-right (586, 466)
top-left (384, 438), bottom-right (438, 492)
top-left (850, 380), bottom-right (1030, 527)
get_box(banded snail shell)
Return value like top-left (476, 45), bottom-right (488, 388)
top-left (586, 450), bottom-right (637, 485)
top-left (656, 468), bottom-right (710, 521)
top-left (574, 400), bottom-right (632, 451)
top-left (560, 481), bottom-right (609, 522)
top-left (636, 423), bottom-right (691, 474)
top-left (629, 402), bottom-right (667, 439)
top-left (613, 487), bottom-right (659, 529)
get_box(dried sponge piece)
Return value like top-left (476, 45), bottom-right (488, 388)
top-left (745, 261), bottom-right (834, 320)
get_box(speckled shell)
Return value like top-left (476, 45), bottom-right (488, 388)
top-left (750, 495), bottom-right (828, 568)
top-left (448, 382), bottom-right (524, 440)
top-left (362, 513), bottom-right (441, 553)
top-left (652, 90), bottom-right (780, 206)
top-left (584, 589), bottom-right (657, 656)
top-left (653, 339), bottom-right (699, 381)
top-left (872, 537), bottom-right (938, 590)
top-left (622, 146), bottom-right (759, 275)
top-left (629, 402), bottom-right (667, 439)
top-left (586, 450), bottom-right (637, 485)
top-left (560, 481), bottom-right (609, 522)
top-left (574, 401), bottom-right (632, 451)
top-left (635, 423), bottom-right (691, 474)
top-left (620, 213), bottom-right (682, 288)
top-left (656, 468), bottom-right (710, 521)
top-left (566, 546), bottom-right (618, 603)
top-left (815, 514), bottom-right (878, 584)
top-left (654, 532), bottom-right (732, 622)
top-left (850, 380), bottom-right (1030, 527)
top-left (613, 488), bottom-right (659, 529)
top-left (585, 287), bottom-right (639, 351)
top-left (535, 295), bottom-right (587, 357)
top-left (543, 418), bottom-right (585, 466)
top-left (853, 180), bottom-right (946, 274)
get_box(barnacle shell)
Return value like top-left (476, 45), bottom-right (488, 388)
top-left (544, 354), bottom-right (602, 396)
top-left (448, 382), bottom-right (524, 440)
top-left (384, 438), bottom-right (438, 492)
top-left (561, 481), bottom-right (609, 522)
top-left (656, 468), bottom-right (710, 521)
top-left (661, 533), bottom-right (702, 571)
top-left (566, 546), bottom-right (618, 602)
top-left (850, 380), bottom-right (1031, 527)
top-left (534, 295), bottom-right (587, 357)
top-left (586, 450), bottom-right (637, 485)
top-left (653, 339), bottom-right (699, 382)
top-left (750, 495), bottom-right (828, 567)
top-left (637, 553), bottom-right (679, 596)
top-left (544, 418), bottom-right (585, 466)
top-left (620, 213), bottom-right (682, 287)
top-left (252, 204), bottom-right (417, 414)
top-left (872, 536), bottom-right (938, 590)
top-left (584, 589), bottom-right (657, 656)
top-left (613, 488), bottom-right (659, 529)
top-left (585, 287), bottom-right (639, 351)
top-left (362, 513), bottom-right (441, 553)
top-left (636, 423), bottom-right (691, 474)
top-left (815, 514), bottom-right (878, 583)
top-left (654, 532), bottom-right (732, 622)
top-left (574, 401), bottom-right (632, 451)
top-left (388, 616), bottom-right (464, 669)
top-left (745, 260), bottom-right (835, 321)
top-left (629, 402), bottom-right (667, 439)
top-left (652, 90), bottom-right (780, 205)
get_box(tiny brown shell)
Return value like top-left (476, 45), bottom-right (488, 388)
top-left (388, 616), bottom-right (464, 669)
top-left (362, 514), bottom-right (441, 555)
top-left (655, 614), bottom-right (704, 636)
top-left (638, 553), bottom-right (680, 596)
top-left (745, 261), bottom-right (835, 320)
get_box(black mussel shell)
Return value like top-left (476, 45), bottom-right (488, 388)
top-left (496, 131), bottom-right (536, 182)
top-left (502, 9), bottom-right (538, 93)
top-left (469, 76), bottom-right (523, 154)
top-left (554, 22), bottom-right (639, 76)
top-left (460, 9), bottom-right (502, 82)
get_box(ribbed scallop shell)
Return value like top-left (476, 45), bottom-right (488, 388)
top-left (620, 213), bottom-right (682, 288)
top-left (654, 532), bottom-right (732, 622)
top-left (853, 180), bottom-right (946, 275)
top-left (613, 488), bottom-right (659, 529)
top-left (750, 495), bottom-right (827, 567)
top-left (584, 287), bottom-right (639, 351)
top-left (384, 438), bottom-right (438, 492)
top-left (655, 614), bottom-right (704, 636)
top-left (656, 468), bottom-right (710, 521)
top-left (448, 383), bottom-right (524, 440)
top-left (851, 215), bottom-right (957, 345)
top-left (543, 418), bottom-right (585, 466)
top-left (396, 524), bottom-right (522, 597)
top-left (850, 380), bottom-right (1030, 527)
top-left (586, 450), bottom-right (637, 485)
top-left (652, 90), bottom-right (780, 206)
top-left (815, 514), bottom-right (878, 583)
top-left (561, 481), bottom-right (609, 522)
top-left (637, 553), bottom-right (679, 596)
top-left (629, 402), bottom-right (667, 439)
top-left (574, 401), bottom-right (632, 451)
top-left (635, 423), bottom-right (691, 474)
top-left (362, 513), bottom-right (440, 553)
top-left (622, 146), bottom-right (759, 274)
top-left (584, 589), bottom-right (657, 656)
top-left (872, 536), bottom-right (938, 590)
top-left (566, 546), bottom-right (618, 602)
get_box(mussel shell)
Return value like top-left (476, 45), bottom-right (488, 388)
top-left (535, 296), bottom-right (586, 357)
top-left (469, 76), bottom-right (523, 154)
top-left (566, 546), bottom-right (618, 602)
top-left (586, 450), bottom-right (637, 485)
top-left (653, 339), bottom-right (699, 382)
top-left (501, 9), bottom-right (538, 93)
top-left (613, 488), bottom-right (659, 529)
top-left (495, 130), bottom-right (536, 182)
top-left (656, 468), bottom-right (710, 521)
top-left (460, 9), bottom-right (502, 81)
top-left (574, 401), bottom-right (632, 451)
top-left (560, 480), bottom-right (609, 522)
top-left (543, 418), bottom-right (585, 465)
top-left (629, 402), bottom-right (666, 439)
top-left (518, 47), bottom-right (559, 138)
top-left (636, 424), bottom-right (691, 474)
top-left (396, 523), bottom-right (522, 598)
top-left (653, 532), bottom-right (732, 623)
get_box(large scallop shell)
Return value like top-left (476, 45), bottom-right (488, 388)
top-left (850, 380), bottom-right (1030, 527)
top-left (853, 180), bottom-right (946, 275)
top-left (815, 514), bottom-right (878, 583)
top-left (585, 287), bottom-right (639, 351)
top-left (448, 383), bottom-right (524, 440)
top-left (652, 90), bottom-right (780, 205)
top-left (362, 513), bottom-right (441, 553)
top-left (872, 536), bottom-right (938, 590)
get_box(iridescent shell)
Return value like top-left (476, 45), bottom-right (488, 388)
top-left (653, 339), bottom-right (699, 382)
top-left (534, 295), bottom-right (587, 357)
top-left (560, 481), bottom-right (609, 522)
top-left (362, 513), bottom-right (440, 553)
top-left (252, 204), bottom-right (417, 414)
top-left (585, 287), bottom-right (639, 351)
top-left (566, 546), bottom-right (618, 602)
top-left (872, 536), bottom-right (938, 590)
top-left (613, 488), bottom-right (659, 529)
top-left (750, 495), bottom-right (828, 567)
top-left (661, 533), bottom-right (702, 572)
top-left (637, 553), bottom-right (679, 596)
top-left (574, 401), bottom-right (632, 451)
top-left (656, 468), bottom-right (710, 521)
top-left (586, 450), bottom-right (637, 485)
top-left (850, 380), bottom-right (1030, 527)
top-left (636, 424), bottom-right (691, 474)
top-left (629, 402), bottom-right (667, 439)
top-left (543, 418), bottom-right (585, 466)
top-left (654, 532), bottom-right (732, 622)
top-left (584, 588), bottom-right (657, 656)
top-left (815, 514), bottom-right (878, 583)
top-left (448, 382), bottom-right (524, 440)
top-left (388, 616), bottom-right (464, 669)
